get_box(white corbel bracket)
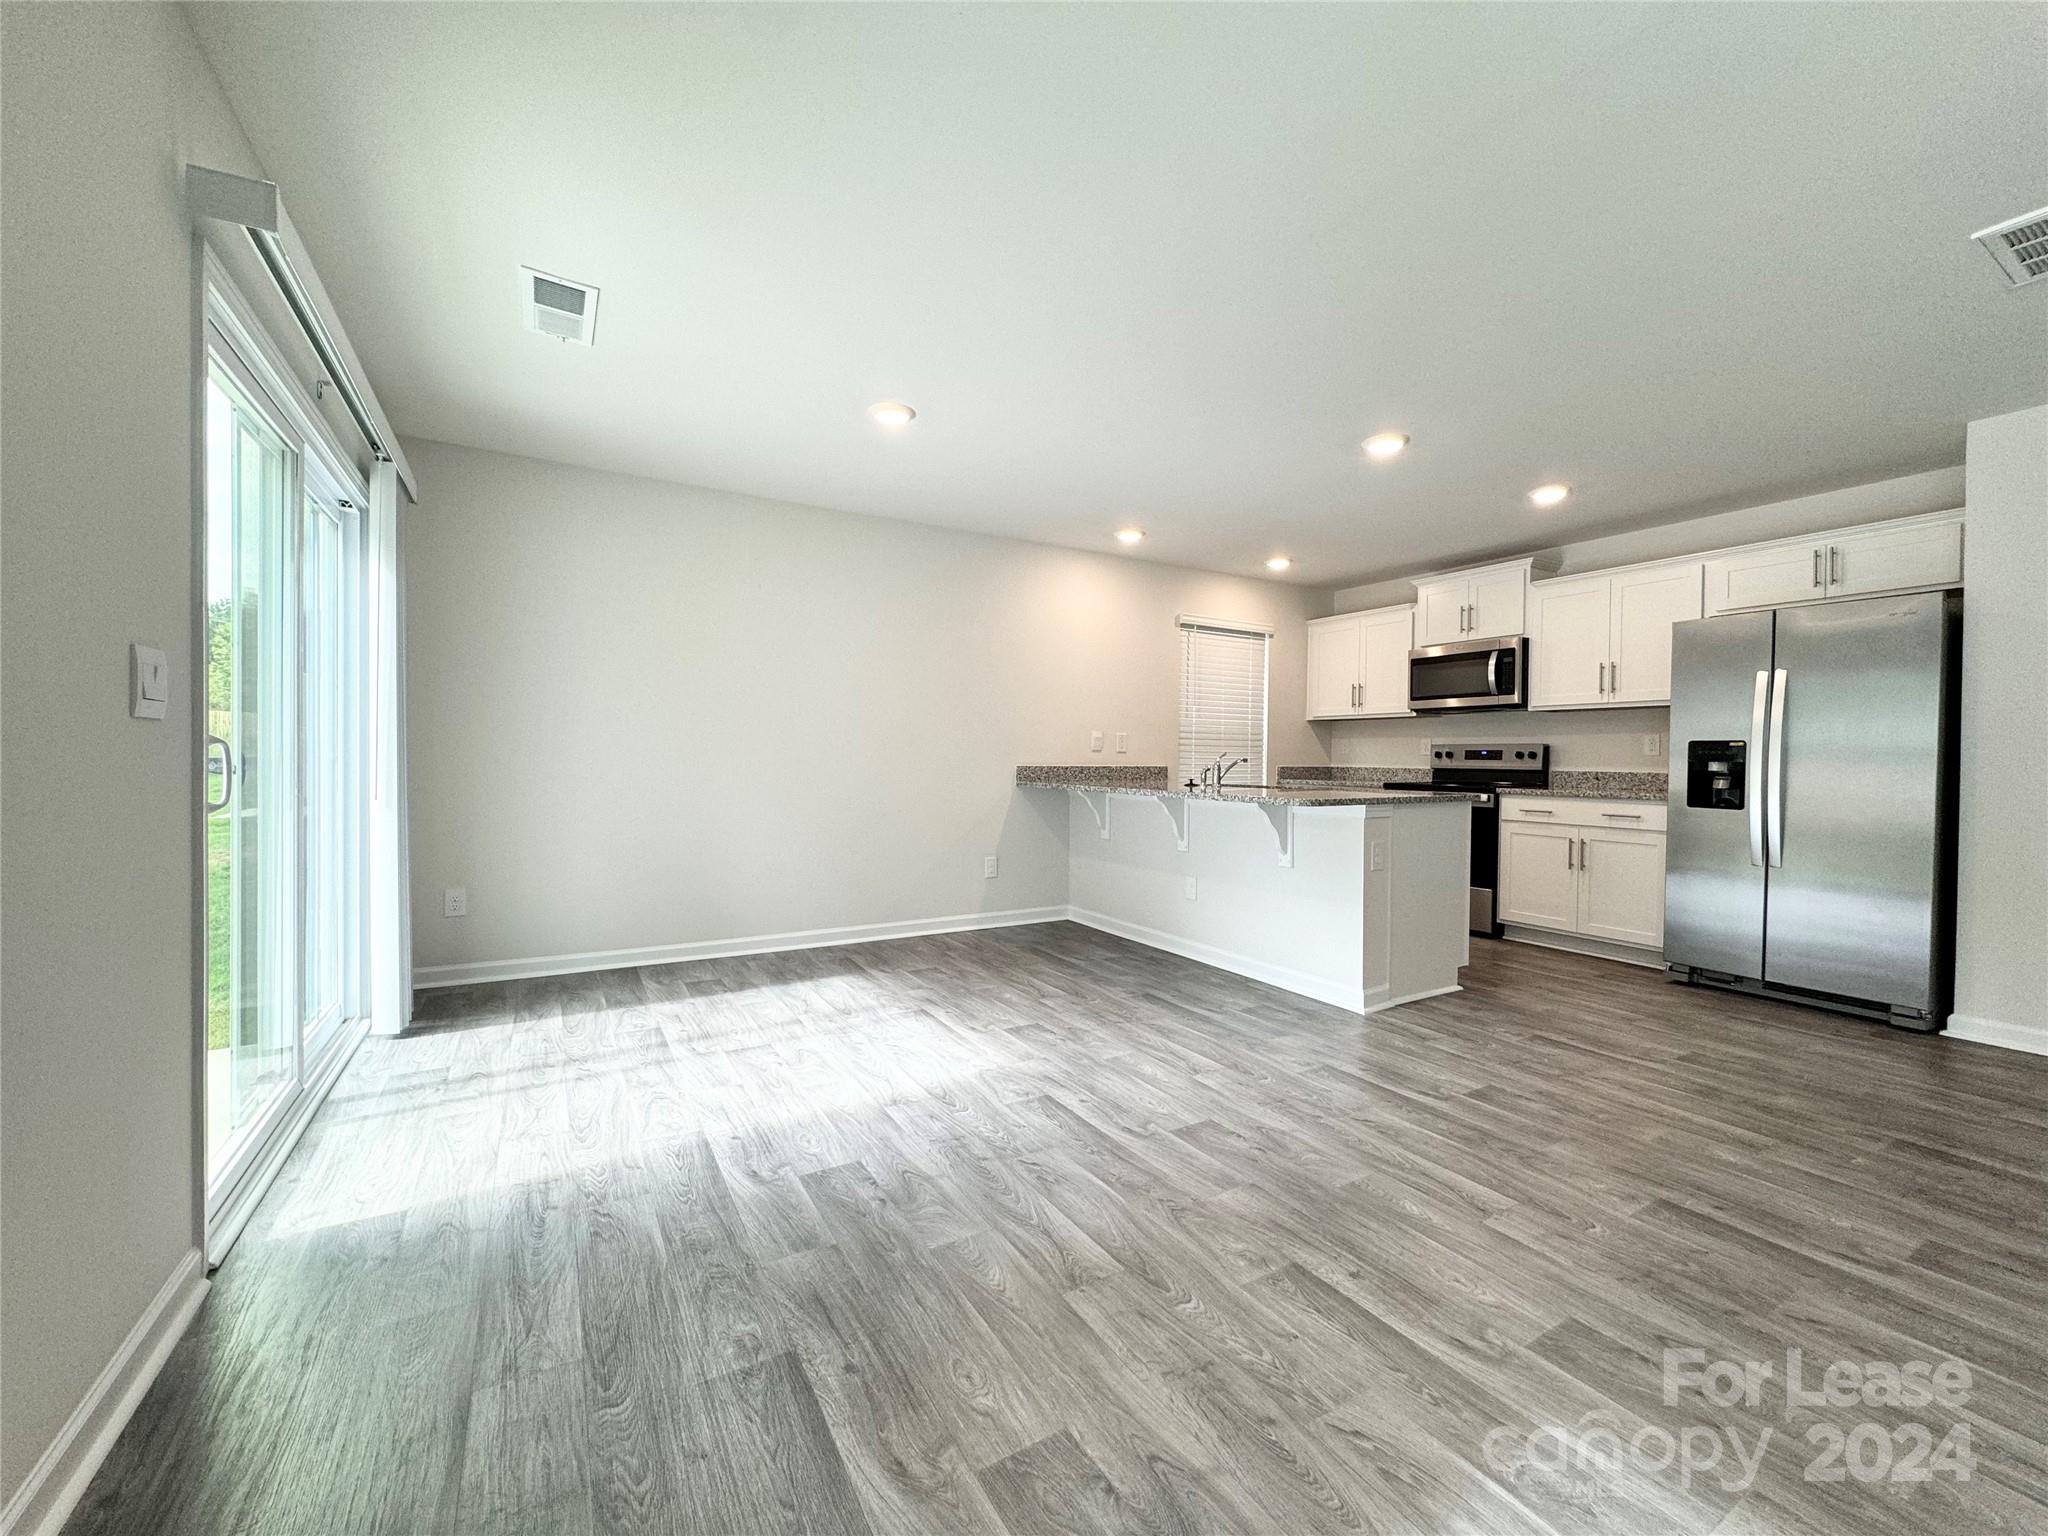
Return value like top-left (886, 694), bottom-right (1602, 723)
top-left (1151, 794), bottom-right (1191, 851)
top-left (1077, 789), bottom-right (1112, 838)
top-left (1256, 801), bottom-right (1295, 867)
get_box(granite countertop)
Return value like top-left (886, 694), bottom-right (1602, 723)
top-left (1496, 770), bottom-right (1668, 803)
top-left (1014, 766), bottom-right (1485, 808)
top-left (1281, 764), bottom-right (1669, 803)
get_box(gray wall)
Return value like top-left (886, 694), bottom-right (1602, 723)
top-left (0, 2), bottom-right (269, 1503)
top-left (1954, 405), bottom-right (2047, 1043)
top-left (401, 437), bottom-right (1326, 975)
top-left (1318, 467), bottom-right (1965, 770)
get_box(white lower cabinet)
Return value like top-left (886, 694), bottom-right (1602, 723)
top-left (1499, 798), bottom-right (1666, 954)
top-left (1498, 822), bottom-right (1580, 929)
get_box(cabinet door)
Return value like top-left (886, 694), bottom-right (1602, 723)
top-left (1703, 541), bottom-right (1826, 615)
top-left (1528, 575), bottom-right (1611, 709)
top-left (1608, 562), bottom-right (1703, 705)
top-left (1499, 822), bottom-right (1578, 931)
top-left (1414, 580), bottom-right (1468, 645)
top-left (1467, 566), bottom-right (1527, 639)
top-left (1306, 615), bottom-right (1364, 718)
top-left (1825, 519), bottom-right (1962, 599)
top-left (1357, 608), bottom-right (1414, 715)
top-left (1576, 827), bottom-right (1666, 948)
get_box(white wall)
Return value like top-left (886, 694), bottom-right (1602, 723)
top-left (0, 2), bottom-right (269, 1510)
top-left (1952, 405), bottom-right (2047, 1049)
top-left (1318, 467), bottom-right (1965, 770)
top-left (402, 437), bottom-right (1325, 977)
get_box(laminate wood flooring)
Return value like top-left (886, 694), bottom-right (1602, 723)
top-left (65, 928), bottom-right (2048, 1534)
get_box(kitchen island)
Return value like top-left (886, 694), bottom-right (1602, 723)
top-left (1017, 766), bottom-right (1480, 1014)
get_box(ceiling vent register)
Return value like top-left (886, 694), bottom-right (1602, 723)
top-left (1971, 208), bottom-right (2048, 288)
top-left (521, 267), bottom-right (600, 343)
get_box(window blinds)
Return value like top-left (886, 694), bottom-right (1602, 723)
top-left (1178, 620), bottom-right (1270, 786)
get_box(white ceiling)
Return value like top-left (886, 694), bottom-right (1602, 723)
top-left (186, 2), bottom-right (2046, 587)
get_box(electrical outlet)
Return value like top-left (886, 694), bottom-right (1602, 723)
top-left (1115, 732), bottom-right (1128, 754)
top-left (1090, 730), bottom-right (1104, 753)
top-left (1183, 875), bottom-right (1199, 901)
top-left (443, 886), bottom-right (468, 918)
top-left (983, 855), bottom-right (999, 880)
top-left (1643, 733), bottom-right (1662, 757)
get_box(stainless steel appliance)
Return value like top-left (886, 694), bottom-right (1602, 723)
top-left (1664, 591), bottom-right (1961, 1029)
top-left (1377, 741), bottom-right (1550, 934)
top-left (1408, 635), bottom-right (1528, 713)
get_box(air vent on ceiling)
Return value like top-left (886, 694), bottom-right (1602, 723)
top-left (520, 266), bottom-right (600, 344)
top-left (1970, 207), bottom-right (2048, 288)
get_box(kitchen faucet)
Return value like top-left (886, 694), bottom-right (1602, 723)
top-left (1205, 754), bottom-right (1248, 790)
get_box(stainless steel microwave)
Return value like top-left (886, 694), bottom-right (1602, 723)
top-left (1408, 635), bottom-right (1528, 712)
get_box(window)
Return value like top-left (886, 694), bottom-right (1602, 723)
top-left (1178, 618), bottom-right (1271, 786)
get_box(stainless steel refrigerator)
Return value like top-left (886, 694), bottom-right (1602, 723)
top-left (1664, 590), bottom-right (1961, 1029)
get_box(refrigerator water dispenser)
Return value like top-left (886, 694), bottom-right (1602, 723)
top-left (1685, 740), bottom-right (1747, 811)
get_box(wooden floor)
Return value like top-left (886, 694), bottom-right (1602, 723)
top-left (69, 927), bottom-right (2048, 1535)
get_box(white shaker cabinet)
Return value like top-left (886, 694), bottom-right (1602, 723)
top-left (1305, 605), bottom-right (1414, 720)
top-left (1528, 559), bottom-right (1702, 709)
top-left (1498, 797), bottom-right (1667, 955)
top-left (1703, 513), bottom-right (1962, 616)
top-left (1413, 558), bottom-right (1542, 645)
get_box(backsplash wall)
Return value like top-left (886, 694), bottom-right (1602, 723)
top-left (1318, 706), bottom-right (1670, 771)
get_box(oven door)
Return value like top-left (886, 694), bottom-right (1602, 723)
top-left (1408, 637), bottom-right (1526, 711)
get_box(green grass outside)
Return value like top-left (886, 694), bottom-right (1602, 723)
top-left (207, 809), bottom-right (230, 1051)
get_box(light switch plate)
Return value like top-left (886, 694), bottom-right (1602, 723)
top-left (130, 644), bottom-right (168, 720)
top-left (1089, 730), bottom-right (1104, 753)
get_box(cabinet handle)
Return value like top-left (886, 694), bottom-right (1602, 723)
top-left (1829, 545), bottom-right (1841, 585)
top-left (1600, 812), bottom-right (1642, 820)
top-left (1520, 807), bottom-right (1554, 815)
top-left (1610, 659), bottom-right (1618, 692)
top-left (1579, 836), bottom-right (1588, 868)
top-left (1812, 548), bottom-right (1823, 588)
top-left (1567, 837), bottom-right (1574, 869)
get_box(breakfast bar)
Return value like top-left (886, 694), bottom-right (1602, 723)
top-left (1017, 766), bottom-right (1480, 1014)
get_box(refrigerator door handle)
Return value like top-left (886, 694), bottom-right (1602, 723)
top-left (1766, 666), bottom-right (1788, 867)
top-left (1748, 670), bottom-right (1769, 866)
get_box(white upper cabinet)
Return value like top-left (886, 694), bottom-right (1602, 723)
top-left (1413, 558), bottom-right (1543, 645)
top-left (1415, 581), bottom-right (1468, 647)
top-left (1703, 513), bottom-right (1963, 617)
top-left (1529, 559), bottom-right (1702, 710)
top-left (1825, 517), bottom-right (1964, 599)
top-left (1358, 607), bottom-right (1413, 715)
top-left (1305, 605), bottom-right (1413, 720)
top-left (1528, 574), bottom-right (1612, 709)
top-left (1609, 562), bottom-right (1705, 704)
top-left (1467, 564), bottom-right (1529, 640)
top-left (1306, 614), bottom-right (1363, 719)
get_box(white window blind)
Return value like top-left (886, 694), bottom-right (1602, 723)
top-left (1178, 620), bottom-right (1270, 785)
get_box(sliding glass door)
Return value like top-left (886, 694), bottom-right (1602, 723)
top-left (203, 319), bottom-right (370, 1236)
top-left (205, 353), bottom-right (299, 1187)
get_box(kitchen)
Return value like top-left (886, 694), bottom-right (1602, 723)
top-left (1016, 498), bottom-right (1970, 1031)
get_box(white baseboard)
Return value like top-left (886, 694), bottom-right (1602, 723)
top-left (1, 1248), bottom-right (208, 1536)
top-left (1500, 924), bottom-right (1665, 970)
top-left (413, 906), bottom-right (1070, 990)
top-left (1066, 907), bottom-right (1368, 1014)
top-left (1945, 1012), bottom-right (2048, 1056)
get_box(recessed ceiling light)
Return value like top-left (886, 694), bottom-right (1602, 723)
top-left (1265, 556), bottom-right (1292, 572)
top-left (1115, 528), bottom-right (1145, 546)
top-left (869, 401), bottom-right (916, 428)
top-left (1528, 483), bottom-right (1570, 508)
top-left (1362, 432), bottom-right (1409, 460)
